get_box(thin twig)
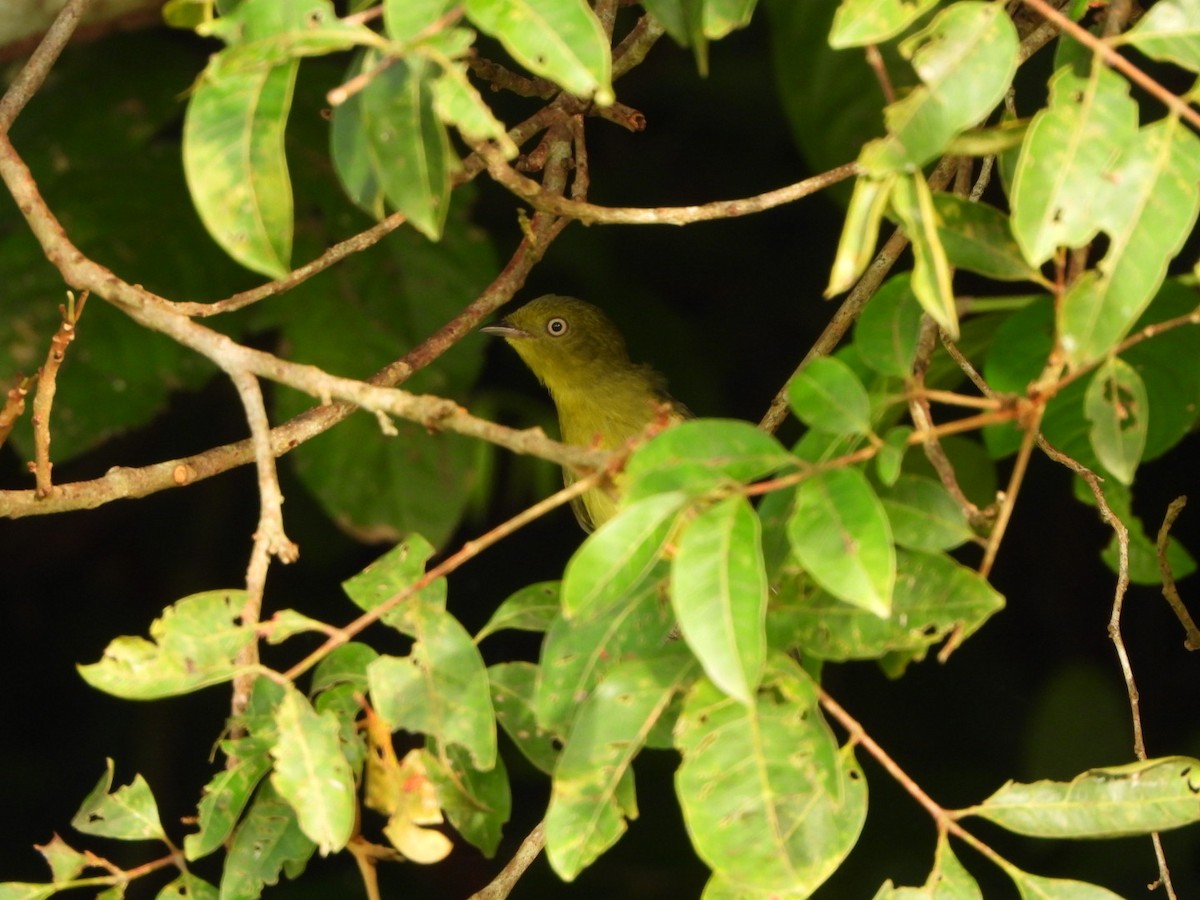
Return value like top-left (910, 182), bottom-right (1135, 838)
top-left (0, 0), bottom-right (93, 133)
top-left (864, 44), bottom-right (895, 104)
top-left (31, 290), bottom-right (88, 498)
top-left (469, 821), bottom-right (546, 900)
top-left (978, 402), bottom-right (1042, 578)
top-left (907, 318), bottom-right (991, 534)
top-left (483, 145), bottom-right (860, 225)
top-left (282, 466), bottom-right (607, 682)
top-left (1053, 305), bottom-right (1200, 396)
top-left (1157, 496), bottom-right (1200, 650)
top-left (818, 688), bottom-right (1012, 872)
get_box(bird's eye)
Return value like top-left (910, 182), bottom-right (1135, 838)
top-left (546, 317), bottom-right (569, 337)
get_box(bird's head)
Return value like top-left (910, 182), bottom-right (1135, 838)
top-left (482, 295), bottom-right (633, 391)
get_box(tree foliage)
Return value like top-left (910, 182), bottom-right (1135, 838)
top-left (2, 0), bottom-right (1200, 898)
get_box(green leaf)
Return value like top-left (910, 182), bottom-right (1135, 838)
top-left (184, 740), bottom-right (272, 860)
top-left (830, 0), bottom-right (938, 47)
top-left (383, 0), bottom-right (455, 42)
top-left (768, 0), bottom-right (889, 185)
top-left (77, 590), bottom-right (254, 700)
top-left (476, 581), bottom-right (561, 641)
top-left (199, 0), bottom-right (376, 55)
top-left (639, 0), bottom-right (705, 71)
top-left (310, 641), bottom-right (379, 694)
top-left (970, 756), bottom-right (1200, 837)
top-left (643, 0), bottom-right (757, 75)
top-left (828, 172), bottom-right (896, 296)
top-left (933, 193), bottom-right (1042, 283)
top-left (875, 425), bottom-right (913, 486)
top-left (890, 173), bottom-right (958, 338)
top-left (561, 492), bottom-right (689, 619)
top-left (1010, 872), bottom-right (1123, 899)
top-left (182, 0), bottom-right (376, 274)
top-left (359, 54), bottom-right (454, 239)
top-left (261, 609), bottom-right (334, 644)
top-left (788, 357), bottom-right (873, 436)
top-left (860, 1), bottom-right (1019, 173)
top-left (1121, 0), bottom-right (1200, 72)
top-left (788, 468), bottom-right (895, 617)
top-left (220, 782), bottom-right (316, 899)
top-left (330, 52), bottom-right (387, 220)
top-left (773, 549), bottom-right (1003, 662)
top-left (854, 274), bottom-right (923, 378)
top-left (624, 419), bottom-right (794, 502)
top-left (269, 687), bottom-right (356, 855)
top-left (464, 0), bottom-right (614, 103)
top-left (1084, 357), bottom-right (1148, 484)
top-left (0, 886), bottom-right (55, 900)
top-left (535, 566), bottom-right (675, 734)
top-left (342, 536), bottom-right (445, 631)
top-left (313, 682), bottom-right (369, 777)
top-left (423, 742), bottom-right (511, 857)
top-left (873, 834), bottom-right (982, 898)
top-left (545, 648), bottom-right (696, 880)
top-left (674, 655), bottom-right (866, 893)
top-left (489, 662), bottom-right (560, 773)
top-left (1010, 65), bottom-right (1137, 267)
top-left (183, 54), bottom-right (296, 277)
top-left (432, 61), bottom-right (520, 157)
top-left (71, 759), bottom-right (165, 841)
top-left (703, 0), bottom-right (758, 41)
top-left (156, 874), bottom-right (218, 900)
top-left (1122, 280), bottom-right (1200, 461)
top-left (1057, 117), bottom-right (1200, 366)
top-left (880, 474), bottom-right (973, 551)
top-left (367, 607), bottom-right (497, 768)
top-left (33, 835), bottom-right (87, 883)
top-left (671, 496), bottom-right (767, 704)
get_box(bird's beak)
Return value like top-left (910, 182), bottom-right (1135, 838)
top-left (480, 319), bottom-right (528, 339)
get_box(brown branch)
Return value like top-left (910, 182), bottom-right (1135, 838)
top-left (1157, 496), bottom-right (1200, 651)
top-left (227, 369), bottom-right (296, 725)
top-left (30, 290), bottom-right (88, 498)
top-left (469, 821), bottom-right (546, 900)
top-left (231, 370), bottom-right (297, 566)
top-left (0, 106), bottom-right (590, 519)
top-left (612, 14), bottom-right (666, 79)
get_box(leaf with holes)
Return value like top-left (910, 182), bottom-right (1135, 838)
top-left (1084, 357), bottom-right (1148, 485)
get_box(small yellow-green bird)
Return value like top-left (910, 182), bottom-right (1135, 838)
top-left (482, 295), bottom-right (689, 531)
